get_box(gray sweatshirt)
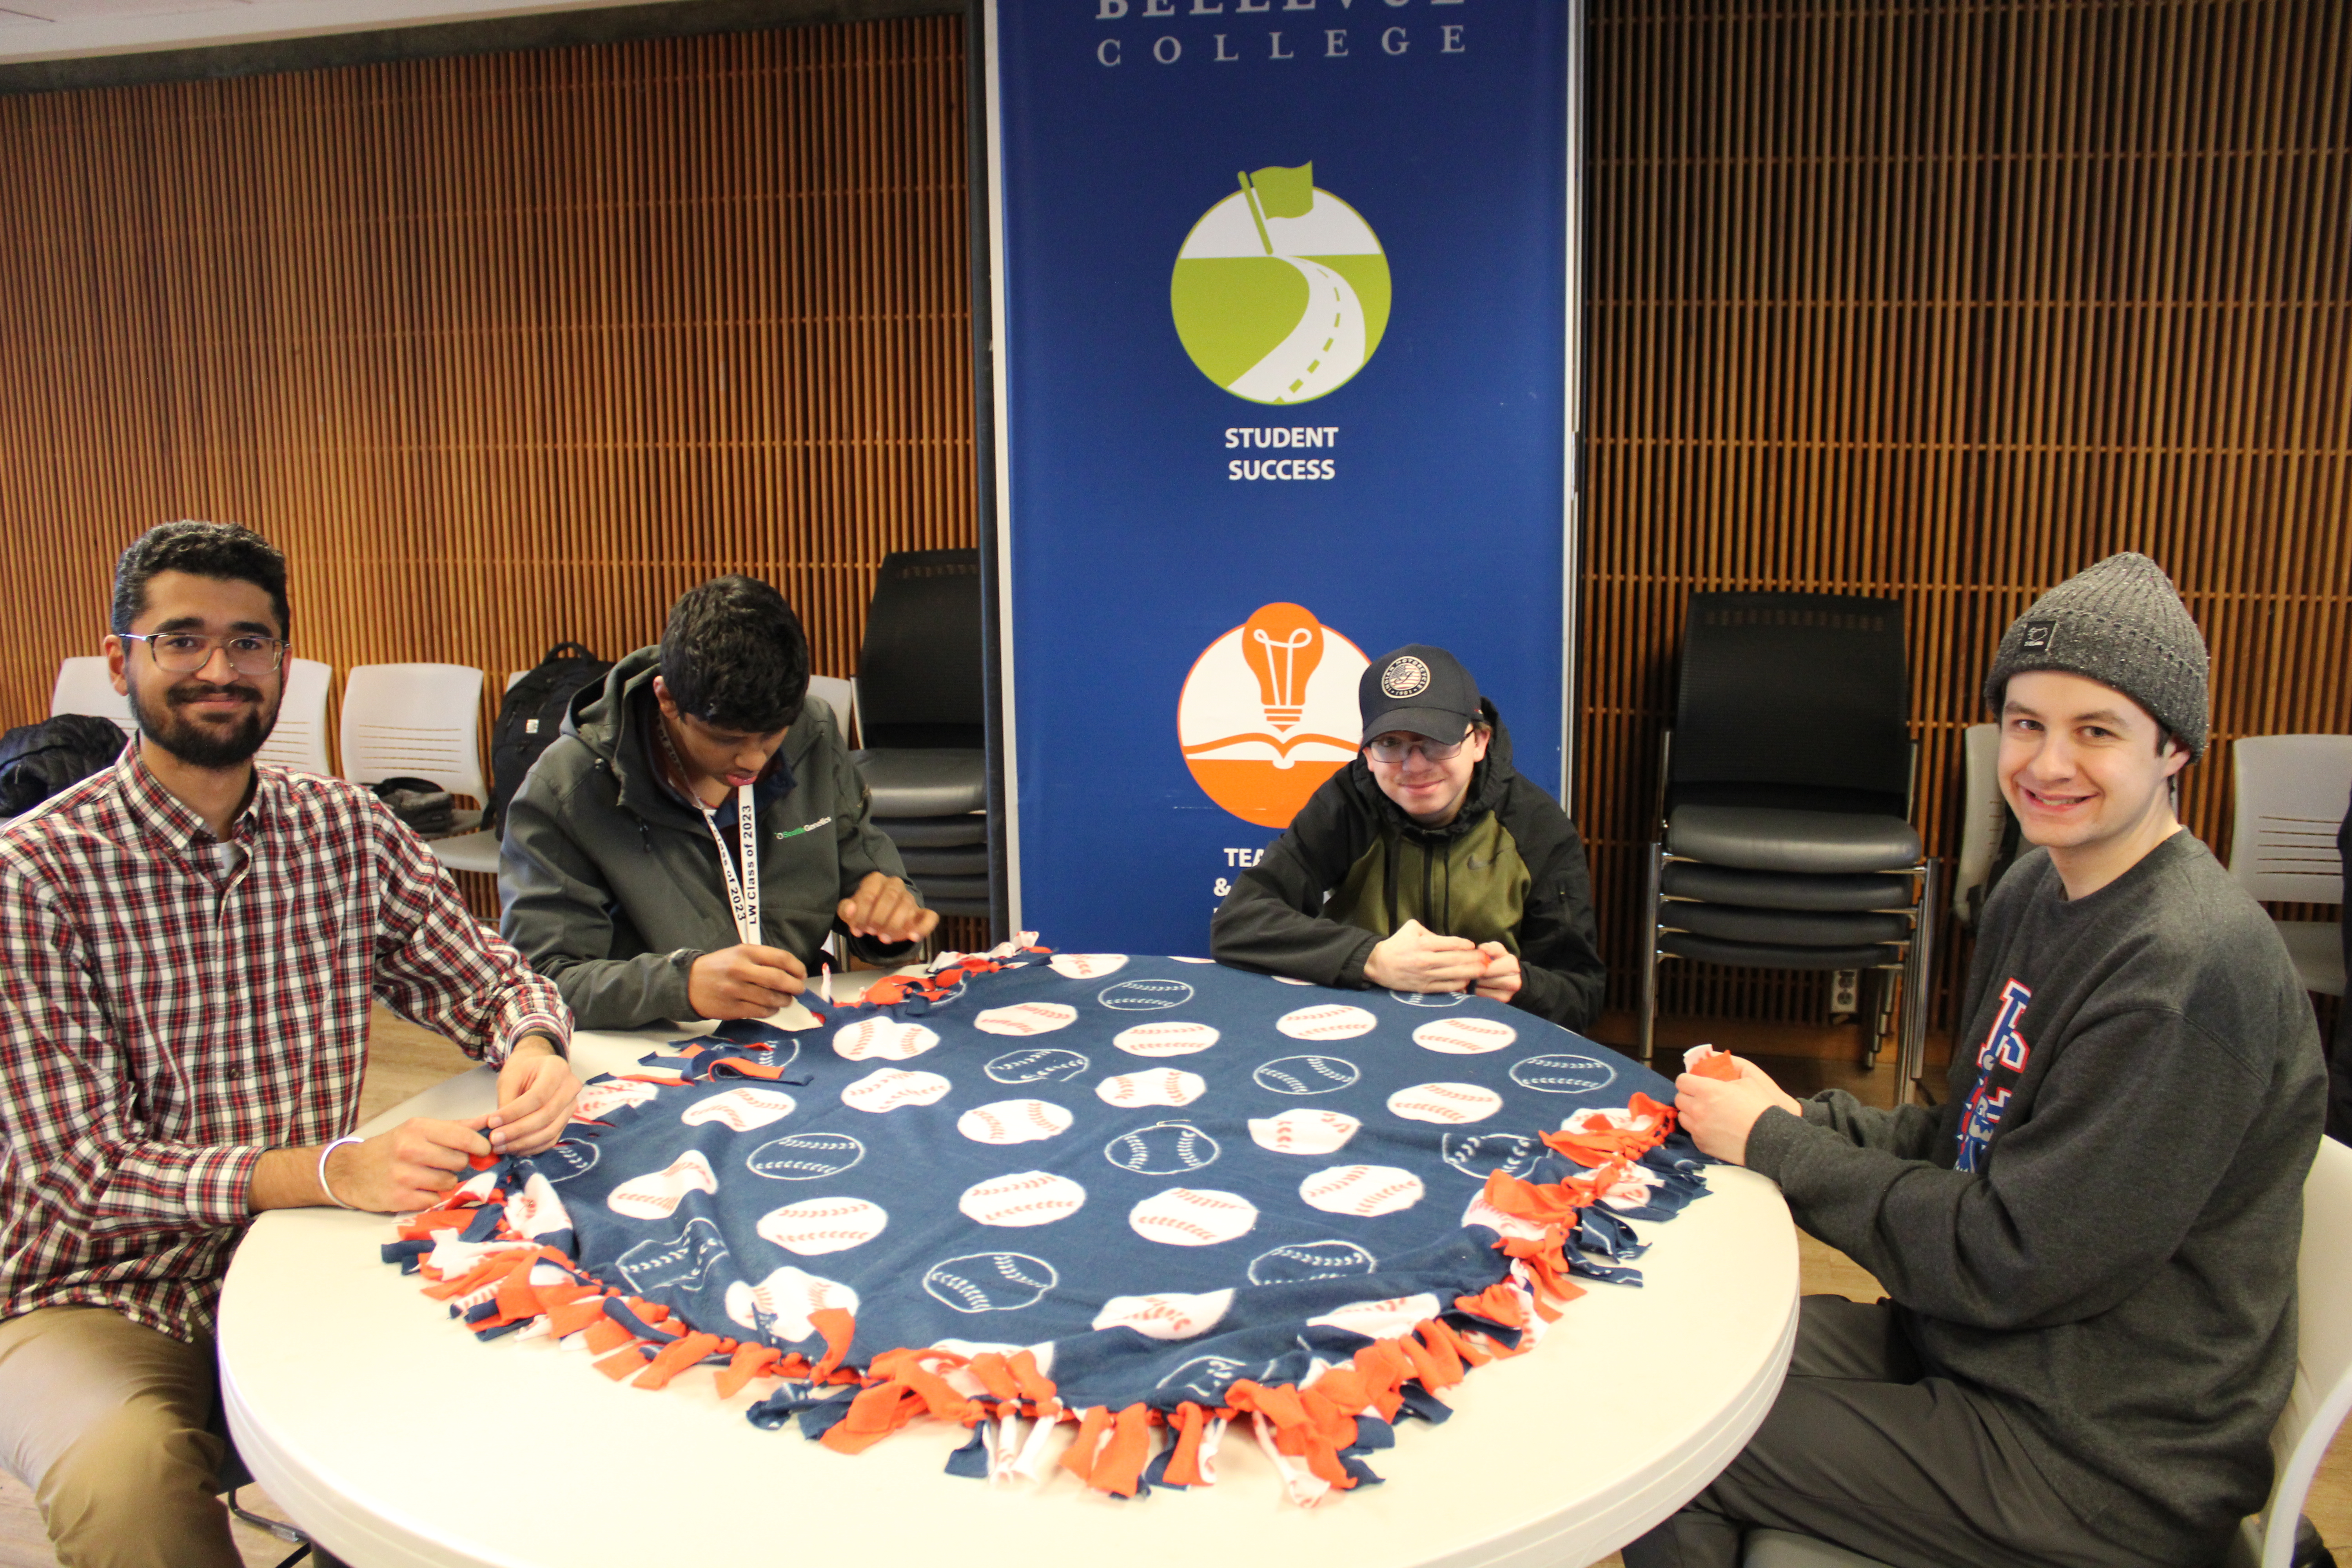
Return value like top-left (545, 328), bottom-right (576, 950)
top-left (1746, 832), bottom-right (2325, 1563)
top-left (498, 649), bottom-right (919, 1030)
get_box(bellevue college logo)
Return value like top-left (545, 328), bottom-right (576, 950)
top-left (1177, 603), bottom-right (1368, 828)
top-left (1170, 162), bottom-right (1391, 406)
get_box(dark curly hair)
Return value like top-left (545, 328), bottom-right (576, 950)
top-left (659, 575), bottom-right (809, 733)
top-left (111, 520), bottom-right (290, 639)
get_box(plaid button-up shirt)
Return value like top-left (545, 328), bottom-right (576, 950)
top-left (0, 750), bottom-right (568, 1343)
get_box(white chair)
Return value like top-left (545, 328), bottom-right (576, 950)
top-left (50, 656), bottom-right (134, 735)
top-left (254, 658), bottom-right (334, 775)
top-left (2229, 735), bottom-right (2352, 997)
top-left (1950, 722), bottom-right (2011, 929)
top-left (339, 664), bottom-right (499, 876)
top-left (806, 674), bottom-right (857, 746)
top-left (2229, 1132), bottom-right (2352, 1568)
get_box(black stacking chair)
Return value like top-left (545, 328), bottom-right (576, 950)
top-left (1640, 592), bottom-right (1937, 1081)
top-left (853, 550), bottom-right (989, 920)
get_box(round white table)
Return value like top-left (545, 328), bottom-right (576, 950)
top-left (220, 1025), bottom-right (1797, 1568)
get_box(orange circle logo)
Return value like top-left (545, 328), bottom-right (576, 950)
top-left (1177, 603), bottom-right (1367, 828)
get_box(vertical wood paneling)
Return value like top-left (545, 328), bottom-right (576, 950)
top-left (0, 16), bottom-right (971, 711)
top-left (0, 18), bottom-right (981, 942)
top-left (1585, 0), bottom-right (2352, 1040)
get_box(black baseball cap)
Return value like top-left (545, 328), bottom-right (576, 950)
top-left (1359, 645), bottom-right (1481, 744)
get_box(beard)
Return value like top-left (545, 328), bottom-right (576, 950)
top-left (126, 674), bottom-right (279, 769)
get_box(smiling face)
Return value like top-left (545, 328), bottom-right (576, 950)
top-left (1365, 723), bottom-right (1490, 828)
top-left (106, 570), bottom-right (284, 771)
top-left (1998, 668), bottom-right (2189, 897)
top-left (653, 675), bottom-right (789, 804)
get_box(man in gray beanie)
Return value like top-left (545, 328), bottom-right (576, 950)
top-left (1628, 554), bottom-right (2327, 1568)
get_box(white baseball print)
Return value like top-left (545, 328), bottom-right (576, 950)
top-left (745, 1130), bottom-right (864, 1180)
top-left (1411, 1015), bottom-right (1519, 1054)
top-left (1092, 1289), bottom-right (1235, 1340)
top-left (1307, 1293), bottom-right (1443, 1340)
top-left (1271, 975), bottom-right (1314, 986)
top-left (955, 1098), bottom-right (1075, 1145)
top-left (1168, 955), bottom-right (1216, 964)
top-left (755, 1197), bottom-right (889, 1256)
top-left (1095, 1069), bottom-right (1207, 1109)
top-left (572, 1078), bottom-right (660, 1122)
top-left (1509, 1053), bottom-right (1619, 1094)
top-left (922, 1252), bottom-right (1058, 1313)
top-left (1049, 953), bottom-right (1129, 979)
top-left (831, 1018), bottom-right (940, 1062)
top-left (974, 1002), bottom-right (1079, 1036)
top-left (681, 1086), bottom-right (799, 1130)
top-left (840, 1067), bottom-right (951, 1113)
top-left (726, 1265), bottom-right (858, 1340)
top-left (957, 1171), bottom-right (1088, 1227)
top-left (607, 1151), bottom-right (719, 1219)
top-left (1128, 1188), bottom-right (1258, 1247)
top-left (1112, 1020), bottom-right (1220, 1057)
top-left (505, 1173), bottom-right (572, 1241)
top-left (1246, 1107), bottom-right (1362, 1155)
top-left (1103, 1120), bottom-right (1220, 1174)
top-left (1386, 1082), bottom-right (1505, 1125)
top-left (1300, 1164), bottom-right (1426, 1218)
top-left (1461, 1190), bottom-right (1548, 1241)
top-left (1251, 1054), bottom-right (1361, 1095)
top-left (1276, 1004), bottom-right (1378, 1041)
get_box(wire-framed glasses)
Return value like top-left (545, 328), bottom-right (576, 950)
top-left (120, 632), bottom-right (288, 676)
top-left (1364, 736), bottom-right (1466, 765)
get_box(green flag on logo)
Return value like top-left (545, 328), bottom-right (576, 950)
top-left (1246, 163), bottom-right (1316, 220)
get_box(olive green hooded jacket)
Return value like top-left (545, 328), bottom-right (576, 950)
top-left (1209, 702), bottom-right (1604, 1030)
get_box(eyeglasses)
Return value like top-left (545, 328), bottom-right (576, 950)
top-left (120, 632), bottom-right (288, 676)
top-left (1365, 736), bottom-right (1466, 765)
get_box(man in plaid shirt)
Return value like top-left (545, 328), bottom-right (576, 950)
top-left (0, 522), bottom-right (577, 1568)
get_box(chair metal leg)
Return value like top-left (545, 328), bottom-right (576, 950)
top-left (1898, 860), bottom-right (1940, 1090)
top-left (1639, 843), bottom-right (1665, 1065)
top-left (1861, 968), bottom-right (1885, 1069)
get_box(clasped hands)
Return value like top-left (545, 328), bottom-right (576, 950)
top-left (686, 873), bottom-right (938, 1020)
top-left (1363, 919), bottom-right (1521, 1004)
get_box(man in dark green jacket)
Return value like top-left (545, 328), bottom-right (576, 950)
top-left (1210, 644), bottom-right (1604, 1031)
top-left (500, 576), bottom-right (933, 1030)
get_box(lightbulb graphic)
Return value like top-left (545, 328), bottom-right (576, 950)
top-left (1177, 604), bottom-right (1368, 829)
top-left (1241, 602), bottom-right (1323, 733)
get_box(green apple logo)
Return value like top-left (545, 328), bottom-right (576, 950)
top-left (1170, 163), bottom-right (1391, 405)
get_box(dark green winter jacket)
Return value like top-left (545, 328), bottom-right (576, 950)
top-left (1209, 702), bottom-right (1604, 1031)
top-left (498, 649), bottom-right (919, 1029)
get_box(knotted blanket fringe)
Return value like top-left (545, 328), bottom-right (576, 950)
top-left (385, 1089), bottom-right (1690, 1504)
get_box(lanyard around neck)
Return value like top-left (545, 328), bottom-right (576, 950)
top-left (661, 723), bottom-right (760, 947)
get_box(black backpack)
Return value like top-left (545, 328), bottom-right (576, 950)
top-left (0, 714), bottom-right (129, 816)
top-left (488, 642), bottom-right (612, 832)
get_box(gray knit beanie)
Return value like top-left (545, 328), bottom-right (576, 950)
top-left (1983, 552), bottom-right (2209, 758)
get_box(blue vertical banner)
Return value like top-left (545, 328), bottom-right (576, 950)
top-left (984, 0), bottom-right (1579, 951)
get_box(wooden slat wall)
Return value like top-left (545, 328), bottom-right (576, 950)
top-left (0, 16), bottom-right (980, 935)
top-left (1584, 0), bottom-right (2351, 1042)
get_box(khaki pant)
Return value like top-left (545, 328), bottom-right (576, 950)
top-left (0, 1306), bottom-right (240, 1568)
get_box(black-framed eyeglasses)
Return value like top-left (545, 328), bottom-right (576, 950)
top-left (1365, 736), bottom-right (1466, 765)
top-left (120, 632), bottom-right (288, 676)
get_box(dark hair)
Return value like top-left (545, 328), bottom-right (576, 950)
top-left (659, 575), bottom-right (809, 732)
top-left (111, 520), bottom-right (291, 638)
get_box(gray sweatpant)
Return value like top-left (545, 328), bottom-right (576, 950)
top-left (1621, 1296), bottom-right (2163, 1568)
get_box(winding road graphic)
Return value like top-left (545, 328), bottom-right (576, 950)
top-left (1225, 259), bottom-right (1368, 406)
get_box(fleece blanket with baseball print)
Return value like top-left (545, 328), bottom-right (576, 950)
top-left (385, 947), bottom-right (1712, 1503)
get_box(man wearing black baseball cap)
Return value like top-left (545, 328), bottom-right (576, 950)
top-left (1210, 644), bottom-right (1603, 1029)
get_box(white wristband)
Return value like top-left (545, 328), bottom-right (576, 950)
top-left (317, 1135), bottom-right (365, 1210)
